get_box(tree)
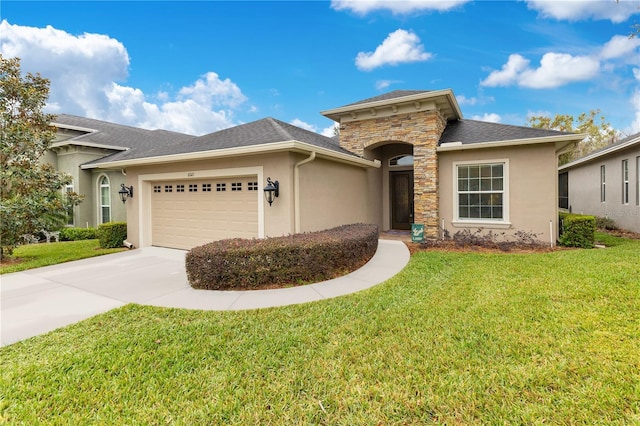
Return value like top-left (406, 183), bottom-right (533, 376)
top-left (0, 55), bottom-right (81, 258)
top-left (527, 110), bottom-right (619, 165)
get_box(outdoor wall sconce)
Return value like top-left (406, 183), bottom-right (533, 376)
top-left (263, 177), bottom-right (279, 206)
top-left (119, 183), bottom-right (134, 203)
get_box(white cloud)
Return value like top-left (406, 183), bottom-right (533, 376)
top-left (290, 118), bottom-right (337, 137)
top-left (331, 0), bottom-right (469, 15)
top-left (520, 53), bottom-right (600, 88)
top-left (481, 54), bottom-right (530, 87)
top-left (471, 113), bottom-right (502, 123)
top-left (0, 20), bottom-right (247, 135)
top-left (526, 0), bottom-right (640, 23)
top-left (628, 68), bottom-right (640, 134)
top-left (375, 79), bottom-right (402, 90)
top-left (481, 52), bottom-right (600, 89)
top-left (355, 29), bottom-right (432, 71)
top-left (456, 95), bottom-right (478, 106)
top-left (599, 35), bottom-right (640, 60)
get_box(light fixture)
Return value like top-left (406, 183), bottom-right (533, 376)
top-left (263, 177), bottom-right (279, 206)
top-left (119, 183), bottom-right (134, 203)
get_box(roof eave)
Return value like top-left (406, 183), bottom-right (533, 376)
top-left (559, 135), bottom-right (640, 170)
top-left (51, 140), bottom-right (129, 151)
top-left (81, 140), bottom-right (381, 170)
top-left (437, 133), bottom-right (586, 152)
top-left (320, 89), bottom-right (462, 122)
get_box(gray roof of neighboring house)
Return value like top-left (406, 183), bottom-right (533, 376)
top-left (440, 119), bottom-right (578, 145)
top-left (85, 117), bottom-right (355, 166)
top-left (53, 114), bottom-right (195, 153)
top-left (559, 131), bottom-right (640, 170)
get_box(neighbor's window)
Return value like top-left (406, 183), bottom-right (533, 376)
top-left (601, 165), bottom-right (606, 202)
top-left (636, 157), bottom-right (640, 206)
top-left (99, 175), bottom-right (111, 224)
top-left (389, 155), bottom-right (414, 167)
top-left (456, 162), bottom-right (505, 221)
top-left (622, 159), bottom-right (629, 204)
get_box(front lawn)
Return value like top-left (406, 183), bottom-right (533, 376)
top-left (1, 234), bottom-right (638, 424)
top-left (0, 240), bottom-right (126, 274)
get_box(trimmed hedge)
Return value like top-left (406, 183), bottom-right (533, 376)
top-left (559, 213), bottom-right (595, 248)
top-left (59, 227), bottom-right (99, 241)
top-left (98, 222), bottom-right (128, 249)
top-left (186, 223), bottom-right (379, 290)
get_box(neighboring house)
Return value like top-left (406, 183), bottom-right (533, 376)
top-left (558, 132), bottom-right (640, 233)
top-left (45, 114), bottom-right (193, 228)
top-left (57, 89), bottom-right (582, 250)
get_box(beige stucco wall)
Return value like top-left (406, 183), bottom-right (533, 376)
top-left (43, 147), bottom-right (123, 228)
top-left (297, 156), bottom-right (380, 232)
top-left (120, 152), bottom-right (380, 248)
top-left (566, 146), bottom-right (639, 233)
top-left (439, 144), bottom-right (559, 245)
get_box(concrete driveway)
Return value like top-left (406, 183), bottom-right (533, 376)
top-left (1, 240), bottom-right (410, 347)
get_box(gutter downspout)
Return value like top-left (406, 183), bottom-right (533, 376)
top-left (294, 151), bottom-right (316, 233)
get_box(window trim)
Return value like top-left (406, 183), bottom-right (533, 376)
top-left (600, 165), bottom-right (606, 203)
top-left (389, 154), bottom-right (414, 167)
top-left (98, 174), bottom-right (111, 224)
top-left (452, 159), bottom-right (510, 228)
top-left (636, 156), bottom-right (639, 206)
top-left (622, 159), bottom-right (629, 205)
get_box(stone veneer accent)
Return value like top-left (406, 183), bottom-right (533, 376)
top-left (339, 110), bottom-right (447, 238)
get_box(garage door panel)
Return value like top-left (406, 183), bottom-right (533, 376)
top-left (151, 177), bottom-right (259, 250)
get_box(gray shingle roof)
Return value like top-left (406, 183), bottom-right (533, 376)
top-left (341, 90), bottom-right (431, 108)
top-left (86, 117), bottom-right (357, 165)
top-left (440, 119), bottom-right (578, 145)
top-left (53, 114), bottom-right (196, 166)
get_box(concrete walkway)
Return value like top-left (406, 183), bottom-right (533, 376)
top-left (1, 239), bottom-right (409, 347)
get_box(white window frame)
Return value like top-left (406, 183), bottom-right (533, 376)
top-left (452, 159), bottom-right (510, 228)
top-left (600, 165), bottom-right (606, 203)
top-left (622, 159), bottom-right (629, 205)
top-left (98, 174), bottom-right (111, 224)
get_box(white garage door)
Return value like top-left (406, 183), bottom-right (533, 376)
top-left (151, 177), bottom-right (259, 250)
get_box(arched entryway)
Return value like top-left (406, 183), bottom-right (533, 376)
top-left (366, 142), bottom-right (414, 231)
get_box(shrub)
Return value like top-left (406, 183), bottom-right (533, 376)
top-left (97, 222), bottom-right (127, 249)
top-left (186, 224), bottom-right (379, 290)
top-left (595, 216), bottom-right (618, 231)
top-left (59, 227), bottom-right (98, 241)
top-left (559, 214), bottom-right (595, 248)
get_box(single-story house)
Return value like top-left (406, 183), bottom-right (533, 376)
top-left (558, 132), bottom-right (640, 233)
top-left (52, 89), bottom-right (584, 250)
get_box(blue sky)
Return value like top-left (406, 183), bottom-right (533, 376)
top-left (1, 1), bottom-right (639, 137)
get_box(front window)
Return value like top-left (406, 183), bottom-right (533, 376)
top-left (622, 159), bottom-right (629, 204)
top-left (99, 175), bottom-right (111, 223)
top-left (456, 162), bottom-right (506, 221)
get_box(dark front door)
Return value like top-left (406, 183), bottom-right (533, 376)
top-left (391, 171), bottom-right (414, 230)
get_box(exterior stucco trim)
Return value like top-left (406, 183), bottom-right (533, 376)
top-left (81, 140), bottom-right (381, 170)
top-left (438, 134), bottom-right (585, 152)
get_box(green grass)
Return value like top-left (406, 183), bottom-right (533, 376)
top-left (1, 234), bottom-right (639, 424)
top-left (0, 239), bottom-right (126, 274)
